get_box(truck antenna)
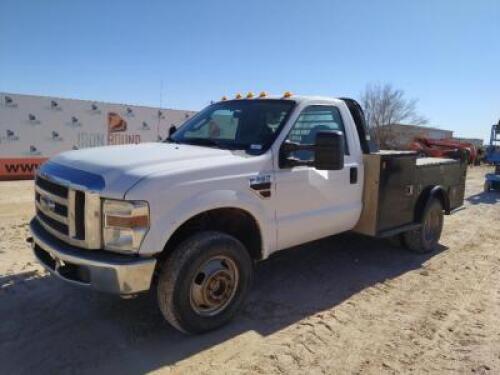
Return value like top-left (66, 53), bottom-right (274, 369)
top-left (158, 80), bottom-right (163, 140)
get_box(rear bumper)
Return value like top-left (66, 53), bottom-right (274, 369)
top-left (30, 218), bottom-right (156, 295)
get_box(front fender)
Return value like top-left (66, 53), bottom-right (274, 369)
top-left (139, 189), bottom-right (275, 258)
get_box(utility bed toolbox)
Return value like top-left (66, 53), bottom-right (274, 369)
top-left (353, 151), bottom-right (466, 237)
top-left (415, 157), bottom-right (466, 210)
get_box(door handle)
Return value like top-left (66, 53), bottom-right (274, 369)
top-left (350, 167), bottom-right (358, 184)
top-left (405, 185), bottom-right (414, 196)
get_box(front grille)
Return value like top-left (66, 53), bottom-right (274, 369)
top-left (35, 176), bottom-right (68, 198)
top-left (35, 175), bottom-right (93, 247)
top-left (75, 190), bottom-right (86, 239)
top-left (35, 192), bottom-right (68, 216)
top-left (36, 208), bottom-right (69, 235)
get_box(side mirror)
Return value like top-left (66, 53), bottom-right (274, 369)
top-left (314, 131), bottom-right (344, 170)
top-left (168, 125), bottom-right (177, 138)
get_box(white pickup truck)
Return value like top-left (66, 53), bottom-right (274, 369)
top-left (29, 94), bottom-right (466, 333)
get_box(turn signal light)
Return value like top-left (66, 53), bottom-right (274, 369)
top-left (106, 215), bottom-right (149, 229)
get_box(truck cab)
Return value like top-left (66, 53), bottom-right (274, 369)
top-left (29, 93), bottom-right (465, 333)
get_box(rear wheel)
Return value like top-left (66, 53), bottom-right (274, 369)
top-left (156, 231), bottom-right (254, 334)
top-left (403, 198), bottom-right (443, 253)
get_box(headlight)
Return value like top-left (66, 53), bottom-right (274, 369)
top-left (102, 199), bottom-right (149, 253)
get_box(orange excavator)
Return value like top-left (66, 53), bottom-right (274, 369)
top-left (410, 137), bottom-right (477, 164)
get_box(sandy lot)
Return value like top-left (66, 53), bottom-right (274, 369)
top-left (0, 166), bottom-right (499, 374)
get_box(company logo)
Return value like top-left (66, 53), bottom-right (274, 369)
top-left (3, 95), bottom-right (17, 107)
top-left (107, 111), bottom-right (141, 145)
top-left (89, 103), bottom-right (101, 114)
top-left (108, 112), bottom-right (127, 133)
top-left (0, 129), bottom-right (19, 143)
top-left (249, 174), bottom-right (272, 199)
top-left (28, 114), bottom-right (41, 125)
top-left (28, 145), bottom-right (41, 155)
top-left (66, 116), bottom-right (82, 127)
top-left (51, 131), bottom-right (63, 141)
top-left (77, 132), bottom-right (106, 148)
top-left (40, 195), bottom-right (56, 212)
top-left (125, 107), bottom-right (134, 117)
top-left (50, 100), bottom-right (62, 111)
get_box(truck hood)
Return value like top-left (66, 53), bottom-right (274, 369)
top-left (46, 143), bottom-right (243, 198)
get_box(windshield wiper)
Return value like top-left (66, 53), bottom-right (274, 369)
top-left (170, 138), bottom-right (253, 151)
top-left (181, 138), bottom-right (223, 148)
top-left (223, 143), bottom-right (250, 150)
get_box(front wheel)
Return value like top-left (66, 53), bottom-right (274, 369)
top-left (403, 198), bottom-right (444, 253)
top-left (484, 181), bottom-right (491, 193)
top-left (156, 231), bottom-right (254, 334)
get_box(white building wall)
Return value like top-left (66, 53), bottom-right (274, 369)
top-left (0, 93), bottom-right (196, 179)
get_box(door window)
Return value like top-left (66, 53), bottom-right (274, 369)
top-left (285, 105), bottom-right (348, 161)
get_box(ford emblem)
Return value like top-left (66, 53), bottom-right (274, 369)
top-left (40, 196), bottom-right (56, 212)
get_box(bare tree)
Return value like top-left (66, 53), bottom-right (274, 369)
top-left (360, 83), bottom-right (428, 148)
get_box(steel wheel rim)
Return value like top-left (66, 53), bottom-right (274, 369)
top-left (189, 255), bottom-right (239, 316)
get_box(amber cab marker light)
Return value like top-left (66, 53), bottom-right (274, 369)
top-left (235, 93), bottom-right (243, 99)
top-left (259, 91), bottom-right (267, 98)
top-left (246, 92), bottom-right (254, 99)
top-left (283, 91), bottom-right (293, 98)
top-left (221, 96), bottom-right (227, 101)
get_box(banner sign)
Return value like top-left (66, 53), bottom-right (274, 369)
top-left (0, 93), bottom-right (196, 180)
top-left (0, 157), bottom-right (49, 180)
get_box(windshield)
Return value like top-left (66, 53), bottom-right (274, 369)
top-left (170, 99), bottom-right (295, 153)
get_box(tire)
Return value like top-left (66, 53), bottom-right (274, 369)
top-left (403, 198), bottom-right (444, 254)
top-left (156, 231), bottom-right (254, 334)
top-left (484, 181), bottom-right (491, 193)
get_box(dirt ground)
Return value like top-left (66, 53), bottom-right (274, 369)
top-left (0, 166), bottom-right (499, 374)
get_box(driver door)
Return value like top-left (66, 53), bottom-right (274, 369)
top-left (274, 105), bottom-right (362, 250)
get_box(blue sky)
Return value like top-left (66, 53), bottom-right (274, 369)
top-left (1, 0), bottom-right (499, 141)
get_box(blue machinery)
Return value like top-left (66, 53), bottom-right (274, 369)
top-left (484, 121), bottom-right (500, 192)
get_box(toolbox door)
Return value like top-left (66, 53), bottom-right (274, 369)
top-left (377, 155), bottom-right (416, 232)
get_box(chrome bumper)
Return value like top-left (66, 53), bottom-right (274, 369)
top-left (30, 218), bottom-right (157, 295)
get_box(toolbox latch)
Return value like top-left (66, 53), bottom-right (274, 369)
top-left (405, 185), bottom-right (414, 196)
